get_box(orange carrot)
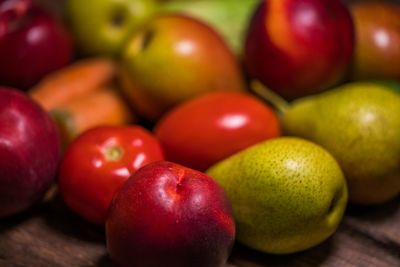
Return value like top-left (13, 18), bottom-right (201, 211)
top-left (29, 57), bottom-right (116, 110)
top-left (50, 87), bottom-right (135, 147)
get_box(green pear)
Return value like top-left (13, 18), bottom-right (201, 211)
top-left (282, 82), bottom-right (400, 205)
top-left (160, 0), bottom-right (260, 56)
top-left (374, 80), bottom-right (400, 94)
top-left (207, 137), bottom-right (348, 254)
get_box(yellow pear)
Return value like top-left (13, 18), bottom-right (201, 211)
top-left (207, 137), bottom-right (347, 254)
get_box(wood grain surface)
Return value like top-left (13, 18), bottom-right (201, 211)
top-left (1, 1), bottom-right (399, 267)
top-left (0, 188), bottom-right (398, 267)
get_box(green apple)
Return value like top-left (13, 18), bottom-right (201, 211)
top-left (65, 0), bottom-right (157, 56)
top-left (160, 0), bottom-right (260, 56)
top-left (119, 14), bottom-right (245, 121)
top-left (207, 137), bottom-right (348, 254)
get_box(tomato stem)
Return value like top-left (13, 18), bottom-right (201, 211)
top-left (105, 146), bottom-right (123, 161)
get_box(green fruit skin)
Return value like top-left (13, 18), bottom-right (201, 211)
top-left (282, 82), bottom-right (400, 205)
top-left (374, 80), bottom-right (400, 94)
top-left (119, 14), bottom-right (245, 121)
top-left (207, 137), bottom-right (348, 254)
top-left (160, 0), bottom-right (260, 56)
top-left (66, 0), bottom-right (157, 56)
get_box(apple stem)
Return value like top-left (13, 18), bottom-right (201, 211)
top-left (249, 80), bottom-right (290, 116)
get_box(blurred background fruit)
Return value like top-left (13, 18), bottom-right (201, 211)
top-left (65, 0), bottom-right (157, 57)
top-left (29, 57), bottom-right (134, 147)
top-left (160, 0), bottom-right (260, 57)
top-left (119, 14), bottom-right (245, 122)
top-left (0, 0), bottom-right (72, 89)
top-left (282, 82), bottom-right (400, 205)
top-left (245, 0), bottom-right (354, 100)
top-left (29, 57), bottom-right (117, 110)
top-left (375, 79), bottom-right (400, 94)
top-left (349, 1), bottom-right (400, 81)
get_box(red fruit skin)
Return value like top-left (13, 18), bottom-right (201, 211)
top-left (106, 161), bottom-right (235, 267)
top-left (0, 87), bottom-right (60, 218)
top-left (245, 0), bottom-right (354, 100)
top-left (58, 126), bottom-right (164, 225)
top-left (350, 2), bottom-right (400, 80)
top-left (0, 4), bottom-right (72, 89)
top-left (120, 14), bottom-right (245, 122)
top-left (154, 91), bottom-right (281, 171)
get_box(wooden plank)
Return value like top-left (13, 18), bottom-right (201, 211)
top-left (1, 1), bottom-right (398, 266)
top-left (0, 194), bottom-right (399, 267)
top-left (0, 196), bottom-right (110, 267)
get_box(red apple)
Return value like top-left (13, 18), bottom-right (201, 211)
top-left (244, 0), bottom-right (354, 99)
top-left (0, 87), bottom-right (61, 218)
top-left (119, 14), bottom-right (245, 122)
top-left (106, 161), bottom-right (235, 267)
top-left (0, 0), bottom-right (72, 90)
top-left (154, 91), bottom-right (281, 171)
top-left (349, 1), bottom-right (400, 80)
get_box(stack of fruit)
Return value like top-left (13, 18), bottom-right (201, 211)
top-left (0, 0), bottom-right (399, 266)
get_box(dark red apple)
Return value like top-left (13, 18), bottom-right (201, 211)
top-left (106, 161), bottom-right (235, 267)
top-left (0, 87), bottom-right (60, 218)
top-left (0, 0), bottom-right (72, 90)
top-left (244, 0), bottom-right (354, 99)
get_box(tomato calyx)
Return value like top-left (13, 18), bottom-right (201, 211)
top-left (103, 145), bottom-right (124, 161)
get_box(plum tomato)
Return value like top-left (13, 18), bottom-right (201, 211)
top-left (58, 125), bottom-right (164, 225)
top-left (154, 91), bottom-right (281, 171)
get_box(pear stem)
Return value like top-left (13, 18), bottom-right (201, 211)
top-left (250, 80), bottom-right (290, 116)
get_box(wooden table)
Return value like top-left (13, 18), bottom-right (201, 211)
top-left (0, 189), bottom-right (398, 267)
top-left (1, 0), bottom-right (400, 266)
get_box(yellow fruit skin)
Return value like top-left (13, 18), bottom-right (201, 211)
top-left (283, 83), bottom-right (400, 205)
top-left (207, 137), bottom-right (348, 254)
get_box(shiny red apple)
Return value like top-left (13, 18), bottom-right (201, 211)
top-left (0, 0), bottom-right (72, 89)
top-left (0, 87), bottom-right (61, 218)
top-left (106, 161), bottom-right (235, 267)
top-left (350, 1), bottom-right (400, 81)
top-left (244, 0), bottom-right (354, 99)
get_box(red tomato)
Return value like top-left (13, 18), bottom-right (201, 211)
top-left (58, 126), bottom-right (164, 225)
top-left (154, 91), bottom-right (281, 171)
